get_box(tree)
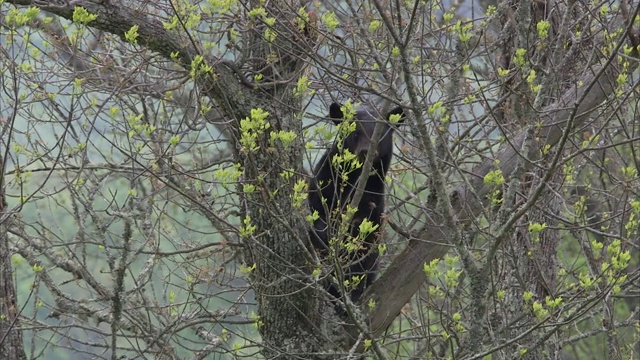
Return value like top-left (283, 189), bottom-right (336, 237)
top-left (1, 152), bottom-right (26, 360)
top-left (0, 0), bottom-right (638, 359)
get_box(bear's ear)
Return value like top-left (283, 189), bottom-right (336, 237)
top-left (329, 102), bottom-right (344, 125)
top-left (387, 106), bottom-right (405, 124)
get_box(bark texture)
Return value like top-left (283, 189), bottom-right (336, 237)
top-left (0, 153), bottom-right (27, 360)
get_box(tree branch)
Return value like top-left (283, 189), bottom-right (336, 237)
top-left (364, 60), bottom-right (632, 338)
top-left (8, 0), bottom-right (251, 121)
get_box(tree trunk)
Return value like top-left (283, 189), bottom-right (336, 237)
top-left (235, 3), bottom-right (330, 357)
top-left (0, 153), bottom-right (27, 360)
top-left (240, 96), bottom-right (328, 357)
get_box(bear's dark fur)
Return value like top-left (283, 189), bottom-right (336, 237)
top-left (308, 102), bottom-right (404, 304)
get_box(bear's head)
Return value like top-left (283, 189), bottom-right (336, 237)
top-left (328, 102), bottom-right (405, 164)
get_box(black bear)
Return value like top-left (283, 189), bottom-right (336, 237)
top-left (309, 102), bottom-right (404, 305)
